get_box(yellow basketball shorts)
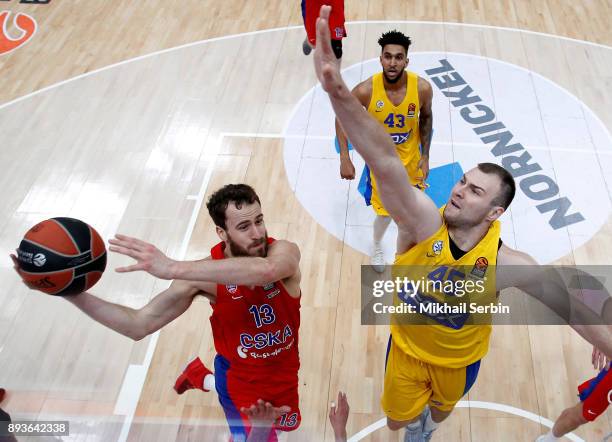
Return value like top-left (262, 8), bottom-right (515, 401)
top-left (381, 335), bottom-right (481, 422)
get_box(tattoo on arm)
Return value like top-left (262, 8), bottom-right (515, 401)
top-left (419, 109), bottom-right (432, 157)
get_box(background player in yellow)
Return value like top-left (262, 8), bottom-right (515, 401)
top-left (313, 6), bottom-right (612, 442)
top-left (335, 30), bottom-right (433, 273)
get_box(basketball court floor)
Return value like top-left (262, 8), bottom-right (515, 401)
top-left (1, 1), bottom-right (611, 441)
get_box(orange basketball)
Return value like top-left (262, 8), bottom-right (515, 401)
top-left (16, 218), bottom-right (107, 296)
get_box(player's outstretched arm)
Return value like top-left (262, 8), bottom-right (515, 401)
top-left (314, 6), bottom-right (440, 243)
top-left (497, 245), bottom-right (612, 359)
top-left (110, 235), bottom-right (300, 288)
top-left (10, 252), bottom-right (198, 341)
top-left (64, 279), bottom-right (202, 341)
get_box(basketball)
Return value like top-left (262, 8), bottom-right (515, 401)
top-left (16, 217), bottom-right (107, 296)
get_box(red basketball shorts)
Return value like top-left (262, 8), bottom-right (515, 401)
top-left (578, 366), bottom-right (612, 421)
top-left (214, 355), bottom-right (301, 441)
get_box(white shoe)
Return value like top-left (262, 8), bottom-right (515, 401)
top-left (371, 245), bottom-right (385, 273)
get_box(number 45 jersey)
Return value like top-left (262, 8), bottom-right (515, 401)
top-left (209, 238), bottom-right (301, 376)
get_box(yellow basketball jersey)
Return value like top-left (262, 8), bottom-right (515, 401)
top-left (390, 209), bottom-right (501, 368)
top-left (367, 71), bottom-right (422, 185)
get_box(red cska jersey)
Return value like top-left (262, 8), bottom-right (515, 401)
top-left (209, 238), bottom-right (301, 378)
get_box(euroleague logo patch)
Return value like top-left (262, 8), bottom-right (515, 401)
top-left (32, 253), bottom-right (46, 267)
top-left (470, 257), bottom-right (488, 279)
top-left (0, 11), bottom-right (37, 56)
top-left (283, 52), bottom-right (612, 264)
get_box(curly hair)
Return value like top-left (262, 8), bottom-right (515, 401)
top-left (206, 184), bottom-right (261, 229)
top-left (378, 30), bottom-right (412, 53)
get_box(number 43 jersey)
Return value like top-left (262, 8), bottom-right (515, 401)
top-left (209, 238), bottom-right (301, 377)
top-left (367, 70), bottom-right (422, 186)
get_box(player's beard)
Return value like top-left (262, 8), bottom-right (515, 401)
top-left (227, 232), bottom-right (269, 257)
top-left (383, 69), bottom-right (403, 84)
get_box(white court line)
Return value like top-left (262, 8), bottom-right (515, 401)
top-left (115, 132), bottom-right (225, 442)
top-left (348, 400), bottom-right (584, 442)
top-left (0, 21), bottom-right (610, 111)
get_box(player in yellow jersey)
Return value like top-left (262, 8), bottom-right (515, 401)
top-left (335, 30), bottom-right (433, 273)
top-left (313, 6), bottom-right (612, 442)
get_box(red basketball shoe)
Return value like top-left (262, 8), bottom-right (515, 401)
top-left (174, 357), bottom-right (213, 394)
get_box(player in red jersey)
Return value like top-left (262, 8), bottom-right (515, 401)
top-left (15, 184), bottom-right (302, 442)
top-left (536, 347), bottom-right (611, 442)
top-left (301, 0), bottom-right (346, 59)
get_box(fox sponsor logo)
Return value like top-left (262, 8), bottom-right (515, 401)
top-left (239, 324), bottom-right (293, 350)
top-left (0, 10), bottom-right (37, 56)
top-left (390, 130), bottom-right (411, 145)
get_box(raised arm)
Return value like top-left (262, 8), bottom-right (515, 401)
top-left (314, 6), bottom-right (440, 245)
top-left (337, 80), bottom-right (372, 180)
top-left (497, 245), bottom-right (612, 359)
top-left (109, 235), bottom-right (301, 292)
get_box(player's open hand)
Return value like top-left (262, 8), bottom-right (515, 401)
top-left (313, 5), bottom-right (343, 96)
top-left (109, 234), bottom-right (176, 279)
top-left (241, 399), bottom-right (291, 427)
top-left (329, 391), bottom-right (349, 441)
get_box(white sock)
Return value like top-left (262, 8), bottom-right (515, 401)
top-left (203, 374), bottom-right (215, 391)
top-left (424, 411), bottom-right (438, 432)
top-left (538, 430), bottom-right (560, 441)
top-left (406, 420), bottom-right (420, 431)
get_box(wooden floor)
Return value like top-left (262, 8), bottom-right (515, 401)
top-left (1, 1), bottom-right (611, 441)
